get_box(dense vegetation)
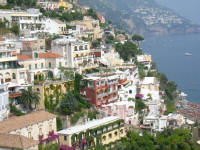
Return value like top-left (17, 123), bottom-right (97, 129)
top-left (157, 73), bottom-right (177, 114)
top-left (0, 20), bottom-right (20, 35)
top-left (115, 40), bottom-right (142, 61)
top-left (118, 129), bottom-right (198, 150)
top-left (40, 7), bottom-right (98, 23)
top-left (7, 0), bottom-right (37, 8)
top-left (59, 74), bottom-right (91, 115)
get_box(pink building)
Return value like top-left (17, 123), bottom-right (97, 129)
top-left (101, 101), bottom-right (139, 126)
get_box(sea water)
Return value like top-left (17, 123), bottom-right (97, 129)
top-left (142, 33), bottom-right (200, 103)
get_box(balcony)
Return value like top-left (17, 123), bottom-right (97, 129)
top-left (19, 19), bottom-right (44, 24)
top-left (103, 92), bottom-right (107, 97)
top-left (0, 56), bottom-right (17, 62)
top-left (74, 55), bottom-right (94, 63)
top-left (97, 94), bottom-right (102, 98)
top-left (80, 64), bottom-right (98, 71)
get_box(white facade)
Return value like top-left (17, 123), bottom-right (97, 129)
top-left (0, 39), bottom-right (27, 87)
top-left (143, 115), bottom-right (168, 132)
top-left (0, 9), bottom-right (46, 36)
top-left (45, 19), bottom-right (67, 35)
top-left (0, 85), bottom-right (9, 121)
top-left (51, 36), bottom-right (97, 73)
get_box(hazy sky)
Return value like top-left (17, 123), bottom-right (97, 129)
top-left (155, 0), bottom-right (200, 24)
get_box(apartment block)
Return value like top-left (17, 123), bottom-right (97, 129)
top-left (58, 116), bottom-right (125, 149)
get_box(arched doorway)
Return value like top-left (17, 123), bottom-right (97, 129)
top-left (47, 71), bottom-right (53, 79)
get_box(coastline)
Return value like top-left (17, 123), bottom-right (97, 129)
top-left (142, 33), bottom-right (200, 104)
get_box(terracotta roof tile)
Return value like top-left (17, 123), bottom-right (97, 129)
top-left (17, 55), bottom-right (31, 60)
top-left (39, 53), bottom-right (62, 58)
top-left (0, 37), bottom-right (5, 41)
top-left (0, 111), bottom-right (56, 133)
top-left (0, 134), bottom-right (39, 149)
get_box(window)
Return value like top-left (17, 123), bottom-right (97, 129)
top-left (103, 135), bottom-right (106, 141)
top-left (34, 53), bottom-right (38, 58)
top-left (108, 133), bottom-right (112, 139)
top-left (114, 131), bottom-right (118, 136)
top-left (91, 91), bottom-right (95, 96)
top-left (35, 64), bottom-right (37, 69)
top-left (41, 63), bottom-right (44, 68)
top-left (120, 129), bottom-right (123, 134)
top-left (28, 132), bottom-right (31, 138)
top-left (59, 62), bottom-right (62, 67)
top-left (79, 46), bottom-right (83, 50)
top-left (29, 64), bottom-right (31, 70)
top-left (64, 136), bottom-right (67, 141)
top-left (12, 73), bottom-right (16, 79)
top-left (19, 72), bottom-right (25, 79)
top-left (101, 80), bottom-right (105, 86)
top-left (39, 128), bottom-right (42, 135)
top-left (129, 120), bottom-right (132, 125)
top-left (85, 45), bottom-right (88, 50)
top-left (74, 46), bottom-right (78, 51)
top-left (49, 62), bottom-right (52, 68)
top-left (129, 90), bottom-right (132, 94)
top-left (49, 124), bottom-right (52, 131)
top-left (2, 62), bottom-right (5, 69)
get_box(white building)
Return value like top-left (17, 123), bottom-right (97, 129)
top-left (0, 9), bottom-right (46, 37)
top-left (51, 36), bottom-right (98, 73)
top-left (137, 54), bottom-right (152, 71)
top-left (143, 113), bottom-right (186, 132)
top-left (17, 52), bottom-right (65, 84)
top-left (0, 85), bottom-right (9, 121)
top-left (143, 115), bottom-right (168, 132)
top-left (0, 38), bottom-right (27, 88)
top-left (45, 19), bottom-right (67, 35)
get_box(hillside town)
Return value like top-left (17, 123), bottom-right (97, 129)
top-left (0, 0), bottom-right (199, 150)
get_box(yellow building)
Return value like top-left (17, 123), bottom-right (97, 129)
top-left (74, 16), bottom-right (103, 40)
top-left (34, 80), bottom-right (73, 110)
top-left (140, 77), bottom-right (159, 91)
top-left (58, 116), bottom-right (126, 149)
top-left (0, 111), bottom-right (58, 148)
top-left (59, 0), bottom-right (71, 10)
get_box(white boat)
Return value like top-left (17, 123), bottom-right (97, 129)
top-left (184, 52), bottom-right (192, 56)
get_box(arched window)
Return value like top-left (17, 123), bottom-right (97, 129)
top-left (120, 129), bottom-right (123, 134)
top-left (49, 62), bottom-right (52, 68)
top-left (103, 135), bottom-right (106, 141)
top-left (108, 133), bottom-right (112, 139)
top-left (129, 120), bottom-right (132, 125)
top-left (12, 73), bottom-right (16, 79)
top-left (34, 53), bottom-right (38, 58)
top-left (114, 131), bottom-right (118, 136)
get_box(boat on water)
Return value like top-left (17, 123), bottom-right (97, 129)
top-left (184, 52), bottom-right (192, 56)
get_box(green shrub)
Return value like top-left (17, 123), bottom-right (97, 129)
top-left (70, 111), bottom-right (85, 125)
top-left (56, 117), bottom-right (63, 131)
top-left (9, 104), bottom-right (25, 116)
top-left (88, 110), bottom-right (99, 120)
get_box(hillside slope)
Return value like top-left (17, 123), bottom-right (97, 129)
top-left (79, 0), bottom-right (200, 36)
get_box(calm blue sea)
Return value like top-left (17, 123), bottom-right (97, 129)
top-left (141, 33), bottom-right (200, 104)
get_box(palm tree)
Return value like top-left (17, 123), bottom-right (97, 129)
top-left (20, 86), bottom-right (40, 111)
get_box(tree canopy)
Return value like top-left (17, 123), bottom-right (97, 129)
top-left (132, 34), bottom-right (144, 49)
top-left (121, 129), bottom-right (198, 150)
top-left (115, 40), bottom-right (141, 61)
top-left (20, 86), bottom-right (40, 111)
